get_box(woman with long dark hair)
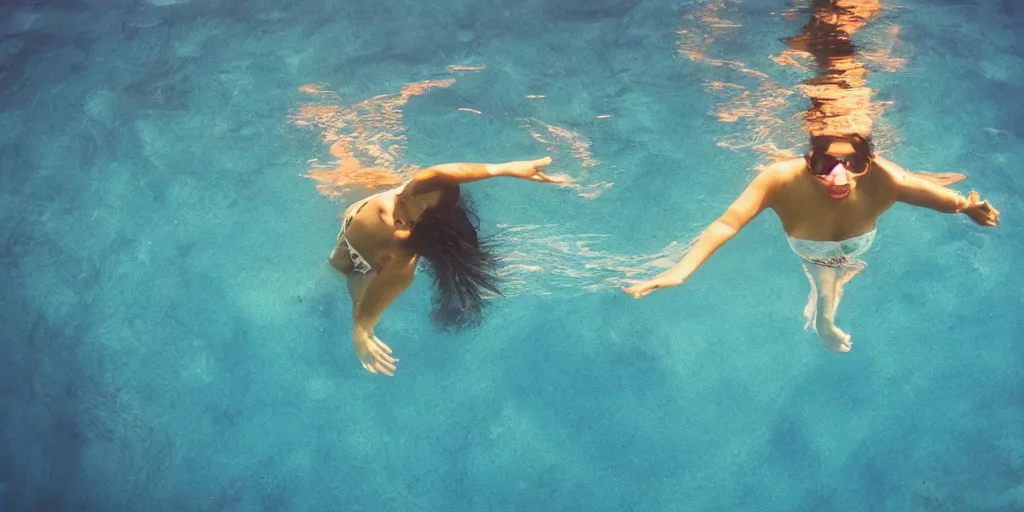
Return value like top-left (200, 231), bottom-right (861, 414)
top-left (330, 157), bottom-right (564, 376)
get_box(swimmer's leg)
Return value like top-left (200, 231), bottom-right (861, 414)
top-left (830, 261), bottom-right (865, 320)
top-left (802, 263), bottom-right (853, 352)
top-left (802, 264), bottom-right (819, 330)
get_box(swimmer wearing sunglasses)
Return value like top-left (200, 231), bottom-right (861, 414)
top-left (624, 133), bottom-right (1000, 352)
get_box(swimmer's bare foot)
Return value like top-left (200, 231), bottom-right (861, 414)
top-left (815, 319), bottom-right (852, 352)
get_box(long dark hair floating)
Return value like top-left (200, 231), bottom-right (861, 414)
top-left (405, 186), bottom-right (502, 331)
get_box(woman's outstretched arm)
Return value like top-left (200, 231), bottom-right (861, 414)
top-left (622, 167), bottom-right (782, 298)
top-left (407, 157), bottom-right (567, 189)
top-left (882, 156), bottom-right (1000, 226)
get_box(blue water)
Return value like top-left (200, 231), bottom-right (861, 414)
top-left (1, 0), bottom-right (1022, 510)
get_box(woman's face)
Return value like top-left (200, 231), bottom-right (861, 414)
top-left (810, 140), bottom-right (870, 201)
top-left (394, 190), bottom-right (443, 231)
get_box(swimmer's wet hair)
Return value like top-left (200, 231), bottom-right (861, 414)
top-left (809, 133), bottom-right (874, 155)
top-left (405, 185), bottom-right (502, 331)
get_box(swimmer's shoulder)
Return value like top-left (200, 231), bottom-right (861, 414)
top-left (871, 154), bottom-right (904, 175)
top-left (869, 155), bottom-right (908, 187)
top-left (757, 157), bottom-right (806, 186)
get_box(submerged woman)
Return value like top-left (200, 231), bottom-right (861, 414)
top-left (330, 157), bottom-right (564, 375)
top-left (622, 134), bottom-right (1000, 351)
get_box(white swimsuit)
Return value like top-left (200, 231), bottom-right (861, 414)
top-left (786, 230), bottom-right (876, 268)
top-left (337, 201), bottom-right (374, 274)
top-left (336, 182), bottom-right (411, 275)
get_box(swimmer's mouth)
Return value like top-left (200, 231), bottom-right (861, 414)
top-left (827, 187), bottom-right (851, 200)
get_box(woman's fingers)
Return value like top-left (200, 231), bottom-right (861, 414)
top-left (361, 355), bottom-right (396, 376)
top-left (533, 157), bottom-right (552, 169)
top-left (372, 350), bottom-right (396, 364)
top-left (368, 343), bottom-right (396, 364)
top-left (371, 362), bottom-right (394, 377)
top-left (359, 341), bottom-right (398, 375)
top-left (976, 200), bottom-right (1000, 226)
top-left (372, 337), bottom-right (392, 354)
top-left (376, 360), bottom-right (396, 376)
top-left (986, 202), bottom-right (1000, 217)
top-left (622, 279), bottom-right (664, 298)
top-left (533, 171), bottom-right (571, 184)
top-left (620, 285), bottom-right (649, 299)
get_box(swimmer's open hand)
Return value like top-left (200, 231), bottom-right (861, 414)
top-left (964, 191), bottom-right (1000, 227)
top-left (504, 157), bottom-right (571, 184)
top-left (621, 276), bottom-right (680, 299)
top-left (354, 330), bottom-right (398, 376)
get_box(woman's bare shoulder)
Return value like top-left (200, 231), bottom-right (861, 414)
top-left (758, 157), bottom-right (806, 183)
top-left (869, 155), bottom-right (909, 186)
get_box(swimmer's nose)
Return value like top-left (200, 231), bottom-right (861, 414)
top-left (828, 163), bottom-right (849, 186)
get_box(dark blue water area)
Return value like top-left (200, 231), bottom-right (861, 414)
top-left (1, 0), bottom-right (1022, 510)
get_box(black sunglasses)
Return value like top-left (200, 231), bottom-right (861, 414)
top-left (806, 135), bottom-right (872, 176)
top-left (808, 152), bottom-right (870, 176)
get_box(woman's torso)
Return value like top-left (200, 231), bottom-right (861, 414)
top-left (771, 157), bottom-right (900, 241)
top-left (341, 186), bottom-right (415, 273)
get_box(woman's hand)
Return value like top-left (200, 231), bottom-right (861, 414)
top-left (502, 157), bottom-right (570, 184)
top-left (963, 191), bottom-right (1000, 227)
top-left (621, 275), bottom-right (681, 299)
top-left (353, 329), bottom-right (398, 376)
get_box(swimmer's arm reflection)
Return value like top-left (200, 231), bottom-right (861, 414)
top-left (351, 256), bottom-right (417, 376)
top-left (622, 168), bottom-right (781, 298)
top-left (882, 156), bottom-right (1000, 227)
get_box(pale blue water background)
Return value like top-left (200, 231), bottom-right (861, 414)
top-left (1, 0), bottom-right (1022, 510)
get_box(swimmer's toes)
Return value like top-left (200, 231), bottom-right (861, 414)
top-left (818, 324), bottom-right (852, 353)
top-left (838, 339), bottom-right (852, 353)
top-left (836, 332), bottom-right (853, 353)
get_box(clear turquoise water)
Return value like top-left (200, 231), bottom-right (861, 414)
top-left (1, 0), bottom-right (1022, 510)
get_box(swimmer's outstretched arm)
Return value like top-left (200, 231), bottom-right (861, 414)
top-left (407, 157), bottom-right (568, 190)
top-left (351, 256), bottom-right (417, 376)
top-left (623, 168), bottom-right (782, 298)
top-left (883, 156), bottom-right (1001, 227)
